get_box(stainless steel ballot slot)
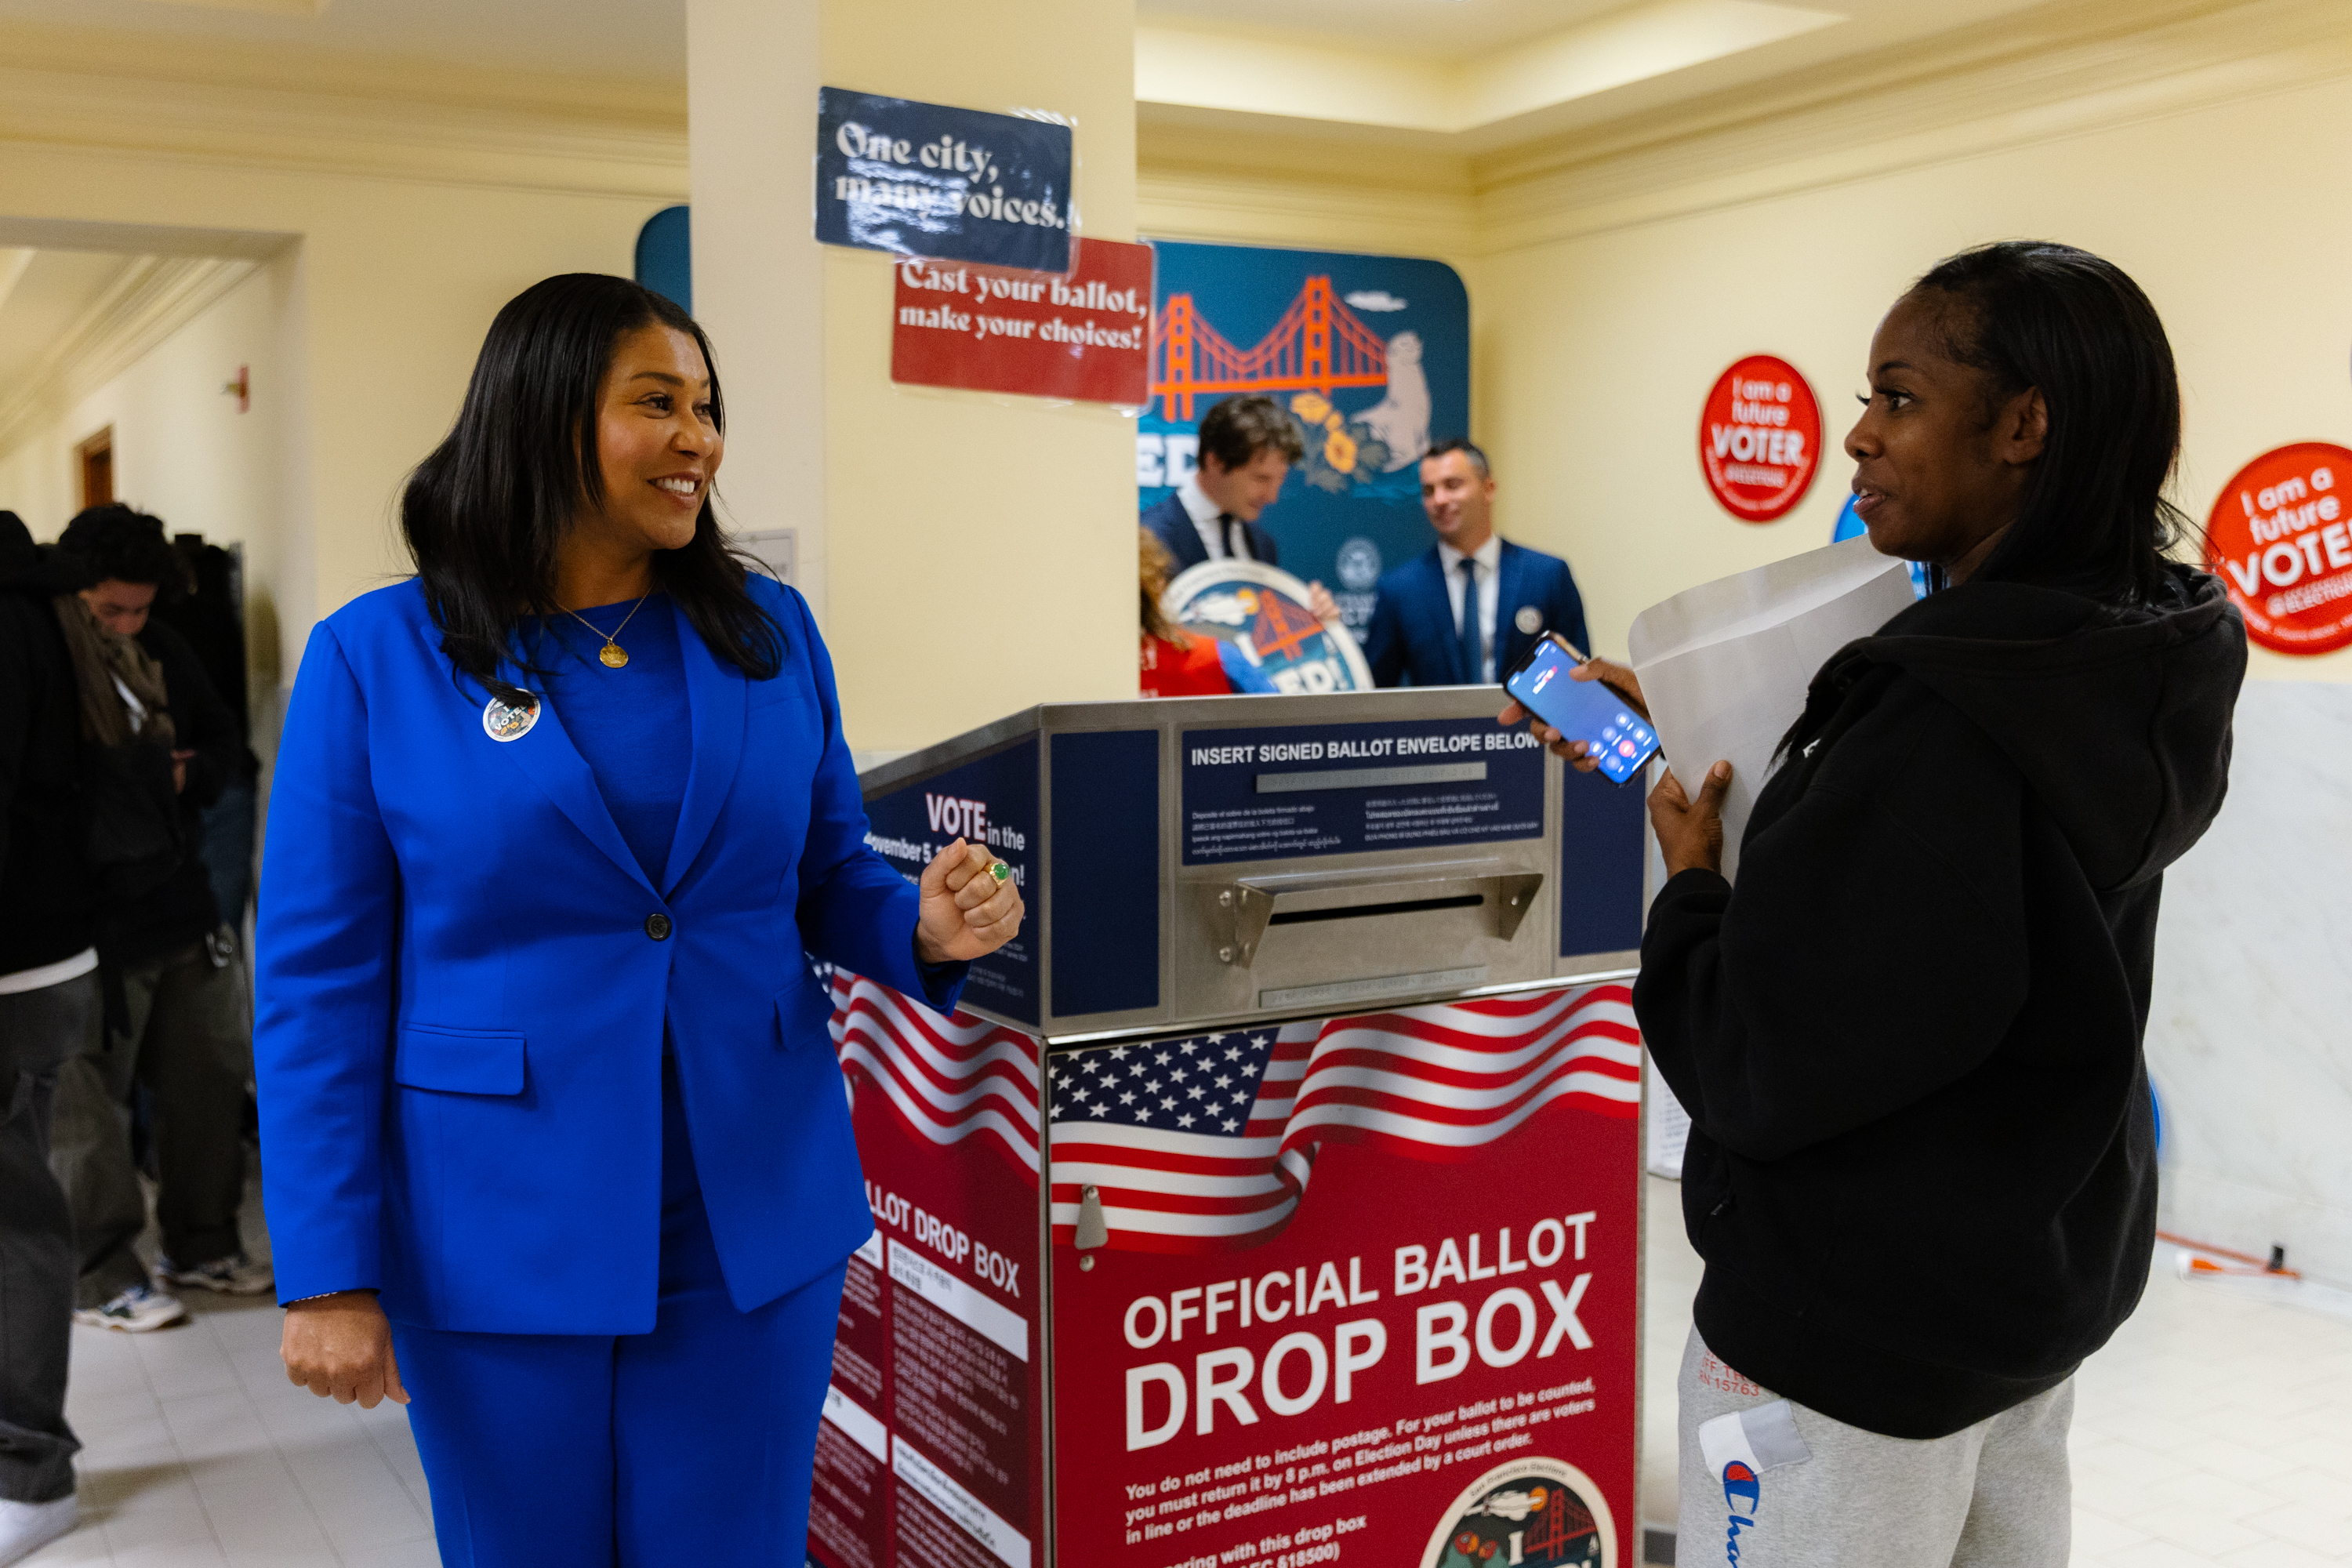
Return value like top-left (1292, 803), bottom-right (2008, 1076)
top-left (857, 686), bottom-right (1647, 1042)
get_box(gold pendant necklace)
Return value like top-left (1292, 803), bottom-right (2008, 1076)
top-left (560, 593), bottom-right (652, 669)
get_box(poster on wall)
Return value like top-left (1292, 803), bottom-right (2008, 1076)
top-left (1698, 355), bottom-right (1820, 523)
top-left (2205, 441), bottom-right (2352, 655)
top-left (892, 238), bottom-right (1152, 405)
top-left (1138, 241), bottom-right (1471, 641)
top-left (815, 88), bottom-right (1073, 272)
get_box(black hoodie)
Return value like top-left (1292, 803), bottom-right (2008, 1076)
top-left (0, 513), bottom-right (97, 976)
top-left (1636, 565), bottom-right (2245, 1439)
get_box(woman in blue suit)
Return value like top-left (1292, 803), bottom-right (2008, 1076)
top-left (254, 274), bottom-right (1023, 1566)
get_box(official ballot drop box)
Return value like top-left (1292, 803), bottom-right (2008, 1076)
top-left (808, 689), bottom-right (1652, 1568)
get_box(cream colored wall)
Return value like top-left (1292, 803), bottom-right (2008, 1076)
top-left (1472, 71), bottom-right (2352, 681)
top-left (0, 256), bottom-right (296, 722)
top-left (1143, 42), bottom-right (2352, 684)
top-left (822, 0), bottom-right (1142, 750)
top-left (694, 0), bottom-right (1141, 753)
top-left (0, 95), bottom-right (686, 702)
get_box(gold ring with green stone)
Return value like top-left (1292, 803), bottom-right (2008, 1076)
top-left (988, 860), bottom-right (1011, 883)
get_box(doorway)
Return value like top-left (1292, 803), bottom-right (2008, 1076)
top-left (78, 424), bottom-right (112, 507)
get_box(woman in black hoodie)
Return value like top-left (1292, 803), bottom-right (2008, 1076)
top-left (1514, 242), bottom-right (2245, 1565)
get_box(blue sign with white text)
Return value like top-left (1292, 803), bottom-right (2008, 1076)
top-left (862, 739), bottom-right (1039, 1025)
top-left (1180, 718), bottom-right (1544, 866)
top-left (815, 89), bottom-right (1073, 273)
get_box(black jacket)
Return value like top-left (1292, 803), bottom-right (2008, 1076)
top-left (1636, 567), bottom-right (2245, 1439)
top-left (0, 514), bottom-right (96, 976)
top-left (104, 619), bottom-right (238, 965)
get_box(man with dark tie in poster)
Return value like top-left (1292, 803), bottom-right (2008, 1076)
top-left (1361, 439), bottom-right (1590, 687)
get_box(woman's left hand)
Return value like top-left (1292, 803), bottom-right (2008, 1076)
top-left (1649, 760), bottom-right (1732, 878)
top-left (916, 838), bottom-right (1025, 964)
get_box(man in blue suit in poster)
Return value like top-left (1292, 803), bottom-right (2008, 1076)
top-left (1361, 439), bottom-right (1590, 687)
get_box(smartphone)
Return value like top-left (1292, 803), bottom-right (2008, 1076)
top-left (1501, 634), bottom-right (1661, 785)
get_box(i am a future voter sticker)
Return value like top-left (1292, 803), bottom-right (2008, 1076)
top-left (2205, 441), bottom-right (2352, 656)
top-left (1698, 355), bottom-right (1821, 524)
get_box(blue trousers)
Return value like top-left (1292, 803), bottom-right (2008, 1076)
top-left (390, 1057), bottom-right (846, 1566)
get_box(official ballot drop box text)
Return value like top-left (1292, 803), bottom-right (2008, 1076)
top-left (808, 690), bottom-right (1652, 1568)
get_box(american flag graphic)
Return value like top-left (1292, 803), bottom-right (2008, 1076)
top-left (829, 970), bottom-right (1042, 1174)
top-left (828, 975), bottom-right (1639, 1254)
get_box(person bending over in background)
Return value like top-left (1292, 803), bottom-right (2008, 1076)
top-left (1511, 241), bottom-right (2242, 1566)
top-left (1364, 439), bottom-right (1588, 687)
top-left (257, 273), bottom-right (1022, 1566)
top-left (49, 506), bottom-right (269, 1331)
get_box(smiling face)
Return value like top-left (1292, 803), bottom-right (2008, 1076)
top-left (581, 323), bottom-right (721, 561)
top-left (1421, 448), bottom-right (1495, 552)
top-left (1844, 289), bottom-right (2046, 581)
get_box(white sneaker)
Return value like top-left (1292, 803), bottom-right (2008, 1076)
top-left (0, 1495), bottom-right (77, 1566)
top-left (157, 1253), bottom-right (274, 1296)
top-left (73, 1283), bottom-right (187, 1332)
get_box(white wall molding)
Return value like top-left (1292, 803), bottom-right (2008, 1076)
top-left (0, 254), bottom-right (259, 462)
top-left (0, 20), bottom-right (688, 200)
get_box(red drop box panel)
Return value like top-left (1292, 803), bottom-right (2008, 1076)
top-left (810, 973), bottom-right (1642, 1568)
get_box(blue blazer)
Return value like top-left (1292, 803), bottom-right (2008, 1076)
top-left (252, 576), bottom-right (959, 1334)
top-left (1142, 492), bottom-right (1279, 572)
top-left (1359, 540), bottom-right (1590, 688)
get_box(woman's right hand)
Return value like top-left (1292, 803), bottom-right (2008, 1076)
top-left (1500, 657), bottom-right (1648, 771)
top-left (282, 1290), bottom-right (408, 1408)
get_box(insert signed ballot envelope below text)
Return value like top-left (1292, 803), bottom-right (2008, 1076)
top-left (1627, 535), bottom-right (1918, 880)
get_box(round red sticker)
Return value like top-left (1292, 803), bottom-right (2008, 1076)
top-left (1699, 354), bottom-right (1822, 523)
top-left (2205, 441), bottom-right (2352, 656)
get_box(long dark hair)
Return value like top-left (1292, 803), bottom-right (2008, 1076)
top-left (402, 273), bottom-right (781, 703)
top-left (1909, 241), bottom-right (2190, 604)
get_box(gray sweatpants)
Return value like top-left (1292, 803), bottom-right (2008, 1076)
top-left (1676, 1329), bottom-right (2072, 1567)
top-left (49, 938), bottom-right (253, 1306)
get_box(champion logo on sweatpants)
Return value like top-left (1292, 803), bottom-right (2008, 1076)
top-left (1697, 1401), bottom-right (1811, 1562)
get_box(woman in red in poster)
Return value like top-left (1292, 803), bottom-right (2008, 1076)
top-left (1508, 241), bottom-right (2245, 1566)
top-left (1138, 528), bottom-right (1233, 697)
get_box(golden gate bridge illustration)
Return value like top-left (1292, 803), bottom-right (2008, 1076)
top-left (1150, 275), bottom-right (1389, 423)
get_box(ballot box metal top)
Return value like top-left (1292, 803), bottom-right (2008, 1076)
top-left (858, 688), bottom-right (1648, 1045)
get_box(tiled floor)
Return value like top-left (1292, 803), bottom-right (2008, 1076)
top-left (1641, 1174), bottom-right (2352, 1565)
top-left (19, 1174), bottom-right (2350, 1566)
top-left (21, 1290), bottom-right (436, 1568)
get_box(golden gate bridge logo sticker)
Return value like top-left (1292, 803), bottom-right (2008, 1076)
top-left (1151, 275), bottom-right (1430, 495)
top-left (1160, 560), bottom-right (1374, 694)
top-left (1420, 1457), bottom-right (1615, 1568)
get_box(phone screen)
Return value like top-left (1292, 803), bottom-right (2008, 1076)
top-left (1504, 639), bottom-right (1661, 785)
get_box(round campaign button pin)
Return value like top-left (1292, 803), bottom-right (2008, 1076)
top-left (1514, 604), bottom-right (1543, 635)
top-left (482, 693), bottom-right (541, 742)
top-left (2205, 441), bottom-right (2352, 656)
top-left (1699, 354), bottom-right (1822, 523)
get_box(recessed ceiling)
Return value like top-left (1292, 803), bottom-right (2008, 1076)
top-left (1135, 0), bottom-right (1639, 63)
top-left (0, 0), bottom-right (685, 79)
top-left (1137, 0), bottom-right (2072, 153)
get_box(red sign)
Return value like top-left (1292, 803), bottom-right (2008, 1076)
top-left (811, 976), bottom-right (1640, 1568)
top-left (2205, 441), bottom-right (2352, 655)
top-left (1699, 354), bottom-right (1822, 522)
top-left (891, 235), bottom-right (1152, 405)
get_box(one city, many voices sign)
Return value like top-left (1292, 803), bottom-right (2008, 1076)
top-left (815, 87), bottom-right (1073, 273)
